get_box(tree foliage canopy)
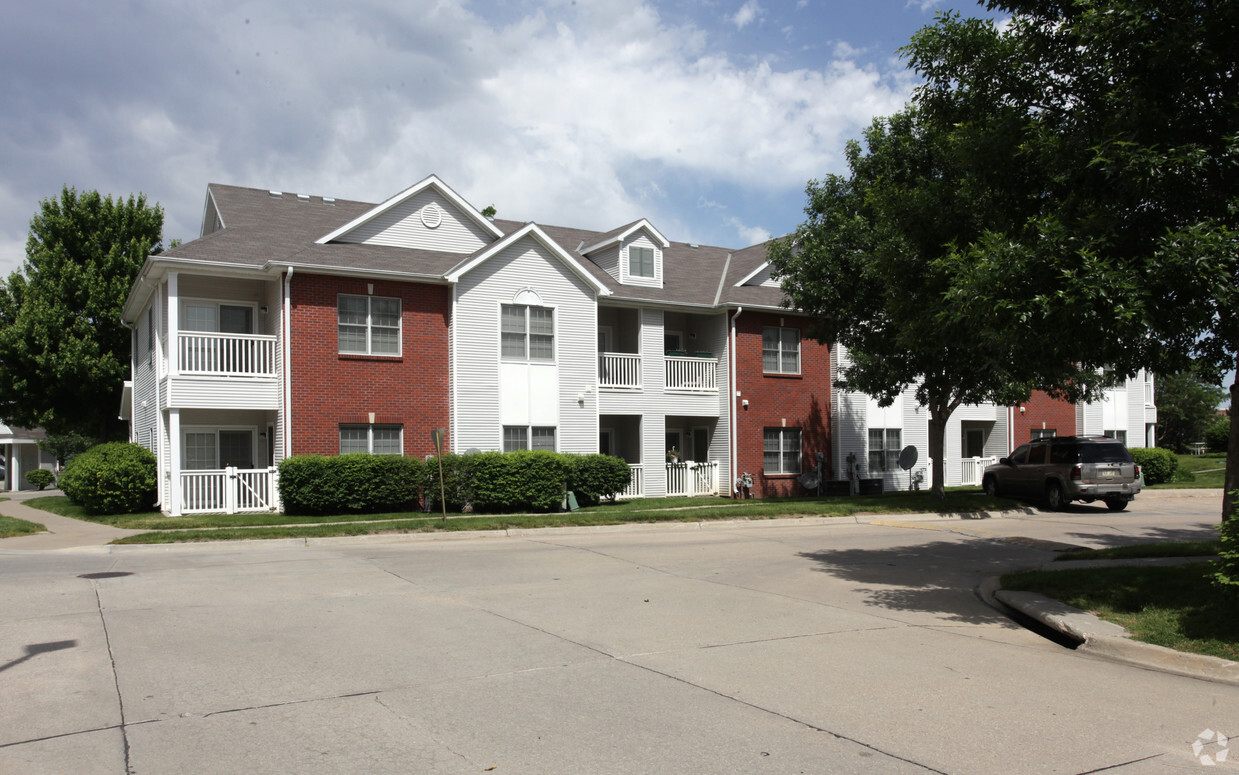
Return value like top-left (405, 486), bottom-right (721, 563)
top-left (0, 187), bottom-right (163, 439)
top-left (771, 0), bottom-right (1239, 505)
top-left (1153, 369), bottom-right (1228, 453)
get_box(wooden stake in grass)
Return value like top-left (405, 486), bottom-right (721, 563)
top-left (431, 428), bottom-right (448, 522)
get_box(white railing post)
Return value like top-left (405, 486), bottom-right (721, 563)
top-left (224, 466), bottom-right (238, 514)
top-left (178, 332), bottom-right (277, 377)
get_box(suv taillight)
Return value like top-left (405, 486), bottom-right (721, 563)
top-left (1134, 464), bottom-right (1140, 478)
top-left (1071, 465), bottom-right (1082, 480)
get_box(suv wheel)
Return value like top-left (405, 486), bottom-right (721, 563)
top-left (982, 475), bottom-right (998, 497)
top-left (1045, 481), bottom-right (1066, 511)
top-left (1104, 497), bottom-right (1127, 512)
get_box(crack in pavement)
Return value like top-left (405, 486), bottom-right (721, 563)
top-left (92, 581), bottom-right (133, 774)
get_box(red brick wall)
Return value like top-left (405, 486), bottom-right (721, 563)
top-left (288, 274), bottom-right (450, 457)
top-left (732, 311), bottom-right (831, 497)
top-left (1014, 390), bottom-right (1076, 444)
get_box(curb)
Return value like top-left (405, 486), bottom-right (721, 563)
top-left (979, 568), bottom-right (1239, 687)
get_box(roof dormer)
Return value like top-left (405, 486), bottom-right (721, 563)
top-left (580, 219), bottom-right (670, 289)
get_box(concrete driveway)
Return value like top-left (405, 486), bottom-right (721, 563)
top-left (1, 491), bottom-right (1234, 774)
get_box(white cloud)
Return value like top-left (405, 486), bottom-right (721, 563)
top-left (0, 0), bottom-right (915, 264)
top-left (726, 216), bottom-right (772, 247)
top-left (729, 1), bottom-right (764, 30)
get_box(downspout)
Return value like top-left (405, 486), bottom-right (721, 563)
top-left (283, 267), bottom-right (294, 460)
top-left (730, 306), bottom-right (743, 497)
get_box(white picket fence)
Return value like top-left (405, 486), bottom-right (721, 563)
top-left (180, 467), bottom-right (278, 514)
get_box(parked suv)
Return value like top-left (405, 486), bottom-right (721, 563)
top-left (981, 436), bottom-right (1141, 511)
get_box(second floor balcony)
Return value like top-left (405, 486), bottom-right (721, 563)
top-left (178, 332), bottom-right (278, 378)
top-left (599, 352), bottom-right (718, 393)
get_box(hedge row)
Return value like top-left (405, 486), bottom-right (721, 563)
top-left (279, 451), bottom-right (631, 515)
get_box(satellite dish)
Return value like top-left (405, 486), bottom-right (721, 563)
top-left (898, 445), bottom-right (918, 491)
top-left (898, 445), bottom-right (918, 471)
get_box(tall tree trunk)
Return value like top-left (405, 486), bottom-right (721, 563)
top-left (928, 406), bottom-right (948, 499)
top-left (1224, 361), bottom-right (1239, 523)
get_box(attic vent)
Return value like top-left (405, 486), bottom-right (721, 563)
top-left (421, 202), bottom-right (443, 229)
top-left (297, 193), bottom-right (310, 202)
top-left (323, 197), bottom-right (336, 205)
top-left (268, 190), bottom-right (283, 198)
top-left (690, 243), bottom-right (699, 249)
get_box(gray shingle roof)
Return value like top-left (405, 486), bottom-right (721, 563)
top-left (158, 183), bottom-right (793, 310)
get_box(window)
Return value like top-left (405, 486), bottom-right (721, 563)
top-left (763, 428), bottom-right (801, 474)
top-left (501, 304), bottom-right (554, 361)
top-left (762, 326), bottom-right (800, 374)
top-left (339, 424), bottom-right (403, 455)
top-left (868, 428), bottom-right (901, 473)
top-left (184, 301), bottom-right (254, 334)
top-left (183, 429), bottom-right (254, 470)
top-left (629, 245), bottom-right (654, 278)
top-left (1103, 430), bottom-right (1127, 444)
top-left (1027, 444), bottom-right (1048, 464)
top-left (1031, 428), bottom-right (1056, 440)
top-left (146, 306), bottom-right (155, 355)
top-left (503, 426), bottom-right (556, 452)
top-left (338, 294), bottom-right (400, 355)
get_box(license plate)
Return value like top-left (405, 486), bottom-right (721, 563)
top-left (1099, 469), bottom-right (1117, 478)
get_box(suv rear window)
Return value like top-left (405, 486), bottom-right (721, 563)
top-left (1080, 443), bottom-right (1133, 463)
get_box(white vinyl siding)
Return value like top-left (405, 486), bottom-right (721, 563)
top-left (338, 294), bottom-right (400, 356)
top-left (335, 189), bottom-right (493, 254)
top-left (339, 424), bottom-right (402, 455)
top-left (763, 428), bottom-right (801, 475)
top-left (762, 326), bottom-right (800, 374)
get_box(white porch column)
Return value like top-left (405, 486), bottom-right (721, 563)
top-left (167, 271), bottom-right (179, 378)
top-left (10, 444), bottom-right (21, 492)
top-left (169, 408), bottom-right (182, 516)
top-left (4, 444), bottom-right (11, 492)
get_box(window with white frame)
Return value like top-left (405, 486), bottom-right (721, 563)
top-left (1103, 429), bottom-right (1127, 444)
top-left (146, 306), bottom-right (155, 355)
top-left (762, 326), bottom-right (800, 374)
top-left (500, 304), bottom-right (554, 361)
top-left (183, 429), bottom-right (254, 470)
top-left (628, 245), bottom-right (655, 278)
top-left (763, 428), bottom-right (801, 475)
top-left (339, 424), bottom-right (403, 455)
top-left (503, 426), bottom-right (556, 452)
top-left (868, 428), bottom-right (901, 473)
top-left (338, 294), bottom-right (401, 355)
top-left (1031, 428), bottom-right (1057, 440)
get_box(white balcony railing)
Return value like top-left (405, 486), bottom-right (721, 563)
top-left (180, 467), bottom-right (278, 514)
top-left (179, 332), bottom-right (277, 377)
top-left (618, 464), bottom-right (644, 499)
top-left (599, 353), bottom-right (642, 390)
top-left (666, 461), bottom-right (719, 496)
top-left (666, 356), bottom-right (717, 392)
top-left (960, 456), bottom-right (998, 486)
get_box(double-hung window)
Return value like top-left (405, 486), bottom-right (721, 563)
top-left (503, 426), bottom-right (556, 452)
top-left (501, 304), bottom-right (554, 361)
top-left (762, 326), bottom-right (800, 374)
top-left (628, 246), bottom-right (655, 278)
top-left (339, 424), bottom-right (403, 455)
top-left (868, 428), bottom-right (901, 473)
top-left (338, 294), bottom-right (401, 355)
top-left (763, 428), bottom-right (801, 475)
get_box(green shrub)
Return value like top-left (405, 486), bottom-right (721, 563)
top-left (278, 454), bottom-right (425, 515)
top-left (25, 468), bottom-right (56, 490)
top-left (565, 454), bottom-right (632, 506)
top-left (1130, 447), bottom-right (1178, 485)
top-left (1214, 495), bottom-right (1239, 596)
top-left (424, 453), bottom-right (480, 512)
top-left (471, 450), bottom-right (567, 512)
top-left (59, 443), bottom-right (157, 515)
top-left (1205, 418), bottom-right (1231, 454)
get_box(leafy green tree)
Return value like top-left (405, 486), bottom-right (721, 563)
top-left (1153, 370), bottom-right (1228, 453)
top-left (768, 108), bottom-right (1111, 497)
top-left (0, 188), bottom-right (163, 440)
top-left (37, 431), bottom-right (97, 468)
top-left (898, 0), bottom-right (1239, 517)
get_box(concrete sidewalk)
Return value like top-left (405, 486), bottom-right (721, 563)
top-left (0, 490), bottom-right (143, 550)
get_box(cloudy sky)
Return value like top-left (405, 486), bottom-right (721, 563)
top-left (0, 0), bottom-right (988, 276)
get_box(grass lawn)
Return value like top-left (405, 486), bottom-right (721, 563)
top-left (1149, 453), bottom-right (1228, 489)
top-left (0, 513), bottom-right (46, 538)
top-left (21, 490), bottom-right (1015, 544)
top-left (1002, 562), bottom-right (1239, 661)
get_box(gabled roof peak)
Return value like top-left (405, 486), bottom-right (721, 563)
top-left (579, 218), bottom-right (670, 255)
top-left (314, 174), bottom-right (504, 245)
